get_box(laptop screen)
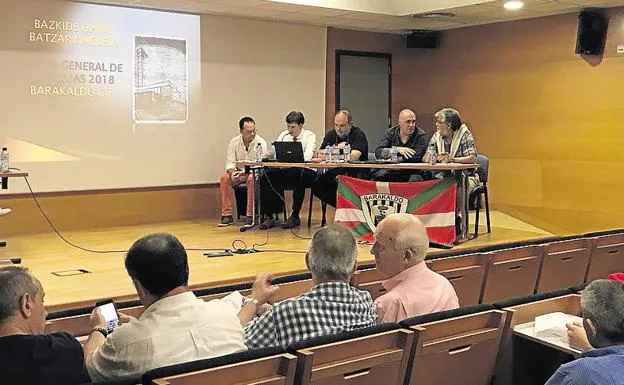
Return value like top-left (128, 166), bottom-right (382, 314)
top-left (273, 141), bottom-right (305, 163)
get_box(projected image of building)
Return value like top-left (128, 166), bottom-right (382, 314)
top-left (133, 36), bottom-right (188, 123)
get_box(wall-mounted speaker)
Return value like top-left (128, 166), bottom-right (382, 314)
top-left (404, 31), bottom-right (441, 49)
top-left (575, 10), bottom-right (607, 55)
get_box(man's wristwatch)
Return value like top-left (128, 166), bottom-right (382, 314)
top-left (91, 327), bottom-right (108, 338)
top-left (243, 296), bottom-right (260, 307)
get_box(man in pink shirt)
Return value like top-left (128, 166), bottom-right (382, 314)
top-left (371, 213), bottom-right (459, 323)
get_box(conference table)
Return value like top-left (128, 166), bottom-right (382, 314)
top-left (1, 170), bottom-right (29, 249)
top-left (237, 161), bottom-right (479, 244)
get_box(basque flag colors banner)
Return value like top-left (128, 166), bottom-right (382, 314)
top-left (335, 175), bottom-right (457, 245)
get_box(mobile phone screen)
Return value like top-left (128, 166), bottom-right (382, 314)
top-left (98, 302), bottom-right (119, 332)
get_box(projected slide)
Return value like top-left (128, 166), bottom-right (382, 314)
top-left (0, 0), bottom-right (201, 191)
top-left (134, 36), bottom-right (188, 123)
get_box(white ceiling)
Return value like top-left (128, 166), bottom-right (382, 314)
top-left (82, 0), bottom-right (624, 32)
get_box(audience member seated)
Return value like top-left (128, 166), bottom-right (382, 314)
top-left (546, 279), bottom-right (624, 385)
top-left (372, 109), bottom-right (428, 182)
top-left (313, 109), bottom-right (369, 207)
top-left (218, 116), bottom-right (268, 227)
top-left (371, 214), bottom-right (459, 323)
top-left (85, 233), bottom-right (276, 382)
top-left (244, 225), bottom-right (376, 349)
top-left (0, 266), bottom-right (90, 385)
top-left (422, 108), bottom-right (479, 190)
top-left (259, 111), bottom-right (317, 230)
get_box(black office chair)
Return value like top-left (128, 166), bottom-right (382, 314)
top-left (469, 154), bottom-right (491, 237)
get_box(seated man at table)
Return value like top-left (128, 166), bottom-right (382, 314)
top-left (546, 279), bottom-right (624, 385)
top-left (85, 233), bottom-right (278, 382)
top-left (422, 108), bottom-right (479, 191)
top-left (372, 109), bottom-right (428, 182)
top-left (244, 225), bottom-right (377, 349)
top-left (218, 116), bottom-right (268, 227)
top-left (371, 214), bottom-right (459, 323)
top-left (312, 109), bottom-right (368, 207)
top-left (259, 111), bottom-right (317, 229)
top-left (0, 266), bottom-right (91, 385)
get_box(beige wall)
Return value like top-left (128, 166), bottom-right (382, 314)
top-left (0, 1), bottom-right (326, 193)
top-left (327, 8), bottom-right (624, 234)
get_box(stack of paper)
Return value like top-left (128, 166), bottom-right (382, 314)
top-left (534, 312), bottom-right (583, 343)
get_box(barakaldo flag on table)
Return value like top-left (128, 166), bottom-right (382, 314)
top-left (335, 175), bottom-right (457, 245)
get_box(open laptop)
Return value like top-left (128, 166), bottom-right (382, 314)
top-left (273, 141), bottom-right (305, 163)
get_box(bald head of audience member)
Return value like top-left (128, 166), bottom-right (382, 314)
top-left (0, 266), bottom-right (47, 336)
top-left (398, 109), bottom-right (417, 138)
top-left (581, 279), bottom-right (624, 349)
top-left (306, 224), bottom-right (358, 284)
top-left (125, 232), bottom-right (190, 308)
top-left (372, 214), bottom-right (429, 279)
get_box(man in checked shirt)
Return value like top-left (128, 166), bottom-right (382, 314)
top-left (243, 225), bottom-right (377, 349)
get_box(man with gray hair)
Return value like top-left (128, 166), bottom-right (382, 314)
top-left (545, 279), bottom-right (624, 385)
top-left (371, 213), bottom-right (458, 323)
top-left (244, 224), bottom-right (376, 349)
top-left (0, 266), bottom-right (94, 384)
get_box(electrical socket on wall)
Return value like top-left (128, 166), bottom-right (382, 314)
top-left (617, 45), bottom-right (624, 54)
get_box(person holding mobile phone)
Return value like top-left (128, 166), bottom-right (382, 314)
top-left (0, 266), bottom-right (91, 385)
top-left (84, 233), bottom-right (278, 383)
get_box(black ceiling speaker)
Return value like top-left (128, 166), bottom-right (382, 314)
top-left (575, 10), bottom-right (608, 55)
top-left (405, 31), bottom-right (441, 49)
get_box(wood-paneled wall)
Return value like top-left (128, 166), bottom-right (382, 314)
top-left (327, 8), bottom-right (624, 234)
top-left (0, 185), bottom-right (219, 237)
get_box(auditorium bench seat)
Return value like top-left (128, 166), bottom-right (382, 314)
top-left (480, 245), bottom-right (543, 304)
top-left (288, 323), bottom-right (413, 385)
top-left (536, 239), bottom-right (591, 293)
top-left (402, 309), bottom-right (506, 385)
top-left (142, 346), bottom-right (295, 385)
top-left (493, 292), bottom-right (580, 385)
top-left (426, 253), bottom-right (490, 307)
top-left (585, 232), bottom-right (624, 281)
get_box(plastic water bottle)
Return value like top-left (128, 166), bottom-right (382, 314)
top-left (325, 145), bottom-right (332, 163)
top-left (344, 143), bottom-right (351, 162)
top-left (428, 145), bottom-right (437, 165)
top-left (0, 148), bottom-right (8, 173)
top-left (390, 146), bottom-right (398, 163)
top-left (255, 143), bottom-right (263, 162)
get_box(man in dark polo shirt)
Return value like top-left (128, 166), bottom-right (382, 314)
top-left (312, 109), bottom-right (368, 207)
top-left (373, 109), bottom-right (428, 182)
top-left (0, 266), bottom-right (101, 385)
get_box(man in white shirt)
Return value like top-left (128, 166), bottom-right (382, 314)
top-left (219, 117), bottom-right (267, 227)
top-left (259, 111), bottom-right (317, 229)
top-left (84, 233), bottom-right (277, 383)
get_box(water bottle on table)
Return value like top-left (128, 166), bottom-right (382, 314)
top-left (325, 145), bottom-right (332, 163)
top-left (427, 144), bottom-right (437, 165)
top-left (0, 148), bottom-right (8, 173)
top-left (344, 143), bottom-right (351, 162)
top-left (390, 146), bottom-right (398, 163)
top-left (255, 143), bottom-right (263, 162)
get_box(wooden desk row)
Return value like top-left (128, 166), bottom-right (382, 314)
top-left (78, 294), bottom-right (581, 385)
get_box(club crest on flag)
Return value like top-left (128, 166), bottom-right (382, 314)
top-left (360, 193), bottom-right (408, 231)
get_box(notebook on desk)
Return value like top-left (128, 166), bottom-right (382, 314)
top-left (273, 141), bottom-right (305, 163)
